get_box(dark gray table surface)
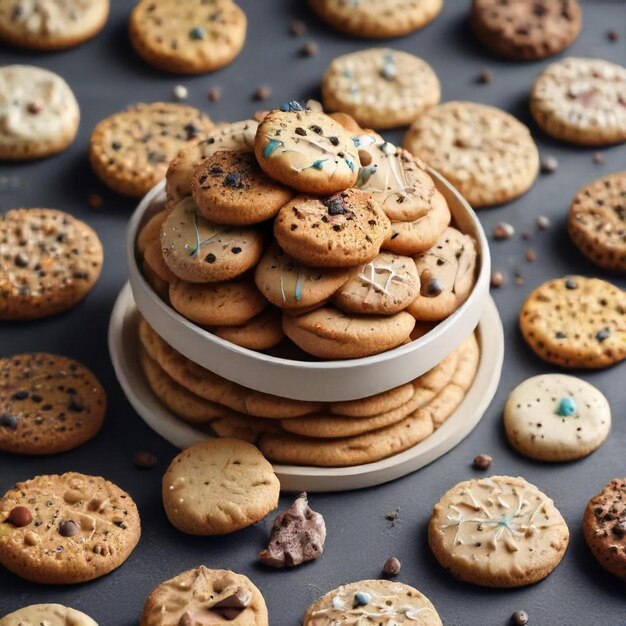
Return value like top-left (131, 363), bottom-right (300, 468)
top-left (1, 1), bottom-right (625, 624)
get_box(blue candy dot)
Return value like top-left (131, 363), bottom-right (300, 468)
top-left (189, 26), bottom-right (205, 40)
top-left (556, 397), bottom-right (576, 417)
top-left (354, 591), bottom-right (371, 607)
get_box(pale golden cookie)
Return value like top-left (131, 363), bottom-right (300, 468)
top-left (519, 276), bottom-right (626, 369)
top-left (0, 604), bottom-right (98, 626)
top-left (162, 439), bottom-right (280, 535)
top-left (140, 566), bottom-right (268, 626)
top-left (0, 472), bottom-right (140, 584)
top-left (322, 49), bottom-right (440, 130)
top-left (404, 101), bottom-right (539, 208)
top-left (210, 413), bottom-right (283, 444)
top-left (330, 382), bottom-right (414, 417)
top-left (428, 475), bottom-right (569, 587)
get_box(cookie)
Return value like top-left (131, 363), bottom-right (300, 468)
top-left (274, 190), bottom-right (391, 268)
top-left (143, 236), bottom-right (177, 284)
top-left (130, 0), bottom-right (247, 74)
top-left (0, 353), bottom-right (106, 455)
top-left (0, 472), bottom-right (140, 584)
top-left (161, 197), bottom-right (264, 283)
top-left (283, 306), bottom-right (415, 359)
top-left (333, 252), bottom-right (419, 315)
top-left (254, 242), bottom-right (352, 312)
top-left (169, 277), bottom-right (268, 327)
top-left (0, 208), bottom-right (103, 320)
top-left (141, 566), bottom-right (268, 626)
top-left (192, 149), bottom-right (294, 225)
top-left (382, 189), bottom-right (451, 256)
top-left (504, 374), bottom-right (611, 462)
top-left (139, 318), bottom-right (321, 418)
top-left (530, 58), bottom-right (626, 146)
top-left (214, 307), bottom-right (285, 351)
top-left (162, 439), bottom-right (280, 535)
top-left (519, 276), bottom-right (626, 369)
top-left (404, 101), bottom-right (539, 208)
top-left (0, 0), bottom-right (109, 50)
top-left (0, 65), bottom-right (79, 160)
top-left (0, 605), bottom-right (98, 626)
top-left (330, 382), bottom-right (414, 417)
top-left (259, 493), bottom-right (326, 568)
top-left (137, 210), bottom-right (168, 257)
top-left (322, 49), bottom-right (440, 130)
top-left (210, 413), bottom-right (283, 444)
top-left (307, 0), bottom-right (443, 38)
top-left (568, 172), bottom-right (626, 272)
top-left (471, 0), bottom-right (582, 61)
top-left (304, 579), bottom-right (442, 625)
top-left (583, 479), bottom-right (626, 579)
top-left (428, 475), bottom-right (570, 587)
top-left (89, 103), bottom-right (213, 197)
top-left (255, 103), bottom-right (359, 195)
top-left (142, 258), bottom-right (170, 302)
top-left (407, 227), bottom-right (478, 322)
top-left (165, 120), bottom-right (258, 203)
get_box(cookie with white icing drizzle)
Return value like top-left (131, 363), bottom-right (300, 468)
top-left (428, 475), bottom-right (569, 587)
top-left (303, 579), bottom-right (442, 626)
top-left (255, 103), bottom-right (359, 195)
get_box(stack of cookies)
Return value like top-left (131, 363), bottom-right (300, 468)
top-left (136, 102), bottom-right (479, 361)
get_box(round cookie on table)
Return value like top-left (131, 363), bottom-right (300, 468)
top-left (322, 48), bottom-right (440, 129)
top-left (471, 0), bottom-right (582, 61)
top-left (129, 0), bottom-right (247, 74)
top-left (162, 439), bottom-right (280, 535)
top-left (568, 171), bottom-right (626, 273)
top-left (583, 478), bottom-right (626, 579)
top-left (89, 102), bottom-right (213, 197)
top-left (519, 275), bottom-right (626, 369)
top-left (0, 604), bottom-right (98, 626)
top-left (0, 208), bottom-right (103, 320)
top-left (307, 0), bottom-right (443, 38)
top-left (0, 472), bottom-right (140, 584)
top-left (0, 65), bottom-right (80, 160)
top-left (0, 353), bottom-right (106, 455)
top-left (504, 374), bottom-right (611, 462)
top-left (140, 566), bottom-right (268, 626)
top-left (530, 58), bottom-right (626, 146)
top-left (0, 0), bottom-right (109, 50)
top-left (428, 475), bottom-right (569, 587)
top-left (404, 101), bottom-right (539, 208)
top-left (303, 579), bottom-right (442, 626)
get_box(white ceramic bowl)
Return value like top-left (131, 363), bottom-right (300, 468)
top-left (127, 170), bottom-right (490, 402)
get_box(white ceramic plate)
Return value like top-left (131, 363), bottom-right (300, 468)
top-left (109, 283), bottom-right (504, 492)
top-left (127, 171), bottom-right (491, 402)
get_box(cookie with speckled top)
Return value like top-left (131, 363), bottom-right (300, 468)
top-left (0, 65), bottom-right (80, 160)
top-left (0, 472), bottom-right (140, 584)
top-left (89, 102), bottom-right (213, 197)
top-left (333, 252), bottom-right (419, 315)
top-left (0, 0), bottom-right (109, 51)
top-left (129, 0), bottom-right (246, 74)
top-left (160, 197), bottom-right (264, 283)
top-left (504, 374), bottom-right (611, 462)
top-left (519, 276), bottom-right (626, 369)
top-left (192, 150), bottom-right (294, 225)
top-left (407, 227), bottom-right (478, 322)
top-left (162, 439), bottom-right (279, 535)
top-left (140, 566), bottom-right (268, 626)
top-left (322, 49), bottom-right (440, 130)
top-left (308, 0), bottom-right (443, 39)
top-left (0, 209), bottom-right (102, 320)
top-left (0, 604), bottom-right (98, 626)
top-left (0, 353), bottom-right (106, 455)
top-left (583, 479), bottom-right (626, 579)
top-left (568, 171), bottom-right (626, 272)
top-left (404, 101), bottom-right (539, 208)
top-left (283, 306), bottom-right (415, 359)
top-left (471, 0), bottom-right (581, 61)
top-left (428, 475), bottom-right (569, 587)
top-left (274, 190), bottom-right (390, 268)
top-left (530, 58), bottom-right (626, 146)
top-left (255, 103), bottom-right (359, 195)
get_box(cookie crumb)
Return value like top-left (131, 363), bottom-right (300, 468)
top-left (253, 86), bottom-right (272, 101)
top-left (207, 87), bottom-right (222, 103)
top-left (536, 215), bottom-right (550, 230)
top-left (88, 193), bottom-right (103, 209)
top-left (133, 451), bottom-right (158, 469)
top-left (301, 41), bottom-right (319, 57)
top-left (525, 249), bottom-right (537, 263)
top-left (385, 509), bottom-right (400, 526)
top-left (592, 152), bottom-right (605, 165)
top-left (172, 85), bottom-right (188, 101)
top-left (476, 69), bottom-right (492, 84)
top-left (473, 453), bottom-right (492, 470)
top-left (540, 155), bottom-right (558, 174)
top-left (514, 271), bottom-right (525, 286)
top-left (493, 222), bottom-right (514, 240)
top-left (490, 271), bottom-right (505, 288)
top-left (383, 556), bottom-right (401, 577)
top-left (521, 231), bottom-right (532, 242)
top-left (290, 20), bottom-right (307, 36)
top-left (607, 30), bottom-right (620, 42)
top-left (512, 610), bottom-right (529, 625)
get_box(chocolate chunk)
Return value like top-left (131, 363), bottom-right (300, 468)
top-left (295, 127), bottom-right (307, 136)
top-left (596, 328), bottom-right (610, 342)
top-left (324, 195), bottom-right (347, 216)
top-left (14, 252), bottom-right (29, 267)
top-left (0, 414), bottom-right (18, 430)
top-left (564, 277), bottom-right (578, 290)
top-left (11, 390), bottom-right (28, 400)
top-left (473, 453), bottom-right (492, 470)
top-left (224, 172), bottom-right (243, 188)
top-left (205, 253), bottom-right (216, 264)
top-left (383, 556), bottom-right (401, 576)
top-left (184, 122), bottom-right (200, 140)
top-left (59, 520), bottom-right (80, 537)
top-left (189, 26), bottom-right (205, 40)
top-left (7, 506), bottom-right (33, 527)
top-left (426, 278), bottom-right (444, 296)
top-left (258, 492), bottom-right (326, 568)
top-left (212, 587), bottom-right (251, 620)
